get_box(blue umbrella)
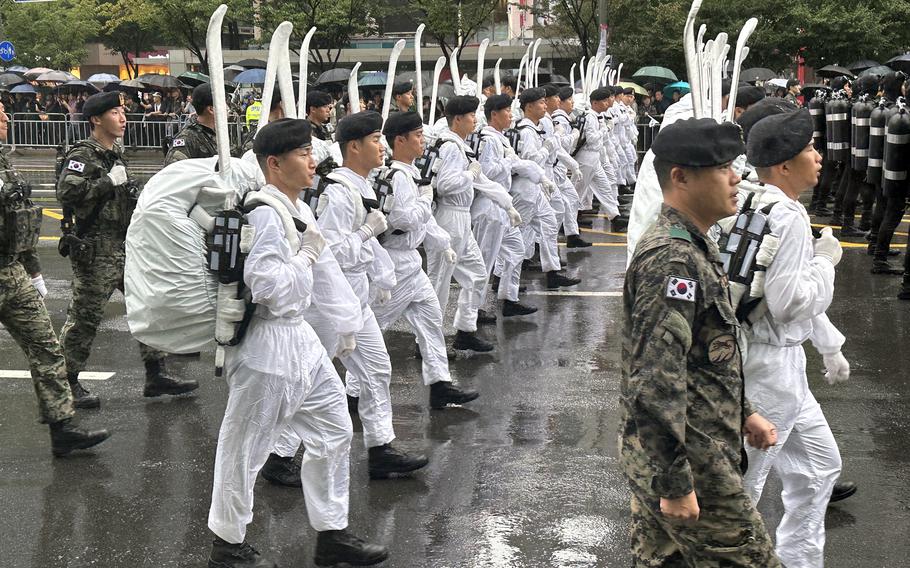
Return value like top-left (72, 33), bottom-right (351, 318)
top-left (662, 81), bottom-right (690, 98)
top-left (358, 71), bottom-right (387, 87)
top-left (87, 73), bottom-right (121, 85)
top-left (233, 68), bottom-right (267, 84)
top-left (11, 83), bottom-right (37, 94)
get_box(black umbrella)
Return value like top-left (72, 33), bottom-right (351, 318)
top-left (801, 84), bottom-right (831, 97)
top-left (235, 58), bottom-right (268, 69)
top-left (0, 72), bottom-right (26, 89)
top-left (741, 68), bottom-right (779, 83)
top-left (859, 65), bottom-right (893, 78)
top-left (316, 68), bottom-right (352, 84)
top-left (53, 80), bottom-right (100, 94)
top-left (885, 54), bottom-right (910, 74)
top-left (847, 59), bottom-right (879, 74)
top-left (816, 65), bottom-right (855, 79)
top-left (106, 78), bottom-right (145, 92)
top-left (137, 73), bottom-right (185, 90)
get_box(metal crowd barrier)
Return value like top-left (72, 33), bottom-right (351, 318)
top-left (6, 112), bottom-right (245, 152)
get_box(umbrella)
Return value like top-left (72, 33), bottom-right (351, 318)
top-left (662, 81), bottom-right (690, 98)
top-left (24, 67), bottom-right (53, 79)
top-left (223, 65), bottom-right (245, 81)
top-left (235, 58), bottom-right (268, 69)
top-left (0, 73), bottom-right (26, 89)
top-left (36, 70), bottom-right (77, 83)
top-left (137, 73), bottom-right (184, 90)
top-left (107, 78), bottom-right (146, 92)
top-left (54, 80), bottom-right (99, 94)
top-left (741, 68), bottom-right (779, 83)
top-left (619, 81), bottom-right (648, 96)
top-left (550, 74), bottom-right (570, 86)
top-left (885, 54), bottom-right (910, 74)
top-left (859, 65), bottom-right (893, 78)
top-left (396, 70), bottom-right (433, 87)
top-left (317, 68), bottom-right (352, 84)
top-left (847, 59), bottom-right (879, 73)
top-left (86, 73), bottom-right (120, 85)
top-left (436, 83), bottom-right (456, 99)
top-left (816, 65), bottom-right (855, 79)
top-left (358, 71), bottom-right (387, 87)
top-left (178, 71), bottom-right (210, 87)
top-left (11, 84), bottom-right (37, 94)
top-left (233, 68), bottom-right (267, 84)
top-left (767, 78), bottom-right (789, 88)
top-left (801, 84), bottom-right (830, 98)
top-left (630, 66), bottom-right (678, 85)
top-left (6, 65), bottom-right (28, 75)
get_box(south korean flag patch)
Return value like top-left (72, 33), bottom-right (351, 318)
top-left (666, 276), bottom-right (697, 302)
top-left (67, 160), bottom-right (86, 173)
top-left (172, 138), bottom-right (186, 147)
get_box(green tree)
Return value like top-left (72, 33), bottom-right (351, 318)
top-left (1, 0), bottom-right (98, 70)
top-left (412, 0), bottom-right (501, 59)
top-left (155, 0), bottom-right (253, 75)
top-left (81, 0), bottom-right (165, 79)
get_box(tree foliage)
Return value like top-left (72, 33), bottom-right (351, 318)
top-left (412, 0), bottom-right (501, 59)
top-left (80, 0), bottom-right (164, 78)
top-left (1, 0), bottom-right (97, 70)
top-left (153, 0), bottom-right (252, 75)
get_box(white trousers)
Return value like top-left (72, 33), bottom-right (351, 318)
top-left (496, 227), bottom-right (525, 302)
top-left (577, 151), bottom-right (620, 218)
top-left (427, 206), bottom-right (488, 332)
top-left (514, 193), bottom-right (561, 273)
top-left (743, 344), bottom-right (842, 568)
top-left (209, 322), bottom-right (352, 542)
top-left (556, 175), bottom-right (581, 236)
top-left (372, 263), bottom-right (451, 386)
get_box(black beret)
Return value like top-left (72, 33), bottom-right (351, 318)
top-left (590, 87), bottom-right (612, 101)
top-left (83, 91), bottom-right (126, 119)
top-left (746, 108), bottom-right (813, 167)
top-left (192, 83), bottom-right (214, 112)
top-left (518, 87), bottom-right (545, 107)
top-left (484, 94), bottom-right (512, 114)
top-left (622, 87), bottom-right (634, 95)
top-left (306, 90), bottom-right (333, 110)
top-left (253, 118), bottom-right (312, 156)
top-left (335, 110), bottom-right (383, 144)
top-left (542, 84), bottom-right (559, 97)
top-left (737, 97), bottom-right (799, 142)
top-left (383, 111), bottom-right (423, 138)
top-left (557, 86), bottom-right (574, 101)
top-left (392, 81), bottom-right (413, 97)
top-left (445, 95), bottom-right (479, 117)
top-left (735, 86), bottom-right (766, 109)
top-left (651, 118), bottom-right (745, 167)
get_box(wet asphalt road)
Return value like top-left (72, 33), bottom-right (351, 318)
top-left (1, 181), bottom-right (909, 567)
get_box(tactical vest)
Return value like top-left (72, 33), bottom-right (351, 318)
top-left (0, 155), bottom-right (42, 262)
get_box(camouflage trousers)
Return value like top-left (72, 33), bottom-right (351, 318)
top-left (0, 262), bottom-right (74, 423)
top-left (629, 486), bottom-right (781, 568)
top-left (60, 253), bottom-right (163, 375)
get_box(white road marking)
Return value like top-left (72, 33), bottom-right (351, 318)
top-left (0, 370), bottom-right (114, 381)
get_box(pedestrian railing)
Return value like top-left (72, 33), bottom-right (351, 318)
top-left (6, 112), bottom-right (246, 153)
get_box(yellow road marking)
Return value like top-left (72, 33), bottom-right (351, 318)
top-left (43, 209), bottom-right (63, 220)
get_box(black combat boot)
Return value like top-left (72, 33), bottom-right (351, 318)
top-left (490, 274), bottom-right (501, 293)
top-left (611, 217), bottom-right (629, 233)
top-left (143, 359), bottom-right (199, 397)
top-left (50, 418), bottom-right (110, 457)
top-left (829, 481), bottom-right (858, 503)
top-left (430, 381), bottom-right (480, 409)
top-left (502, 300), bottom-right (538, 317)
top-left (577, 214), bottom-right (593, 228)
top-left (368, 443), bottom-right (429, 479)
top-left (838, 222), bottom-right (867, 238)
top-left (546, 271), bottom-right (581, 290)
top-left (208, 537), bottom-right (277, 568)
top-left (452, 330), bottom-right (493, 352)
top-left (899, 275), bottom-right (910, 300)
top-left (67, 372), bottom-right (100, 409)
top-left (314, 529), bottom-right (388, 567)
top-left (871, 259), bottom-right (904, 275)
top-left (260, 453), bottom-right (302, 488)
top-left (476, 309), bottom-right (497, 325)
top-left (565, 234), bottom-right (592, 248)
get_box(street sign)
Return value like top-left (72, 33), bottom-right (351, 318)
top-left (0, 42), bottom-right (14, 63)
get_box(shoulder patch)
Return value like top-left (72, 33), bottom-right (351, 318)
top-left (668, 226), bottom-right (692, 243)
top-left (666, 275), bottom-right (697, 302)
top-left (67, 160), bottom-right (86, 173)
top-left (172, 138), bottom-right (186, 147)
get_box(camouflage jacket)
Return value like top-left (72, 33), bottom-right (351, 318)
top-left (165, 118), bottom-right (217, 165)
top-left (56, 137), bottom-right (136, 248)
top-left (620, 205), bottom-right (753, 500)
top-left (0, 150), bottom-right (41, 273)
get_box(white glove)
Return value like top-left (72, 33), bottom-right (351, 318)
top-left (572, 167), bottom-right (583, 181)
top-left (822, 351), bottom-right (850, 384)
top-left (507, 207), bottom-right (523, 227)
top-left (31, 275), bottom-right (47, 298)
top-left (541, 178), bottom-right (556, 197)
top-left (107, 164), bottom-right (128, 186)
top-left (376, 287), bottom-right (392, 305)
top-left (444, 248), bottom-right (457, 264)
top-left (358, 210), bottom-right (388, 241)
top-left (298, 224), bottom-right (327, 265)
top-left (468, 160), bottom-right (483, 180)
top-left (503, 146), bottom-right (517, 159)
top-left (814, 226), bottom-right (843, 267)
top-left (543, 137), bottom-right (559, 152)
top-left (755, 235), bottom-right (780, 267)
top-left (334, 333), bottom-right (357, 359)
top-left (382, 194), bottom-right (395, 214)
top-left (418, 184), bottom-right (434, 202)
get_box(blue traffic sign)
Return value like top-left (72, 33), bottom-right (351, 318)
top-left (0, 42), bottom-right (14, 63)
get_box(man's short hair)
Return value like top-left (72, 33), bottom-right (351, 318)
top-left (306, 90), bottom-right (333, 113)
top-left (501, 75), bottom-right (517, 93)
top-left (191, 83), bottom-right (214, 114)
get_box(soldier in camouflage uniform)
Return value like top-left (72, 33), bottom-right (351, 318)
top-left (305, 90), bottom-right (334, 141)
top-left (620, 118), bottom-right (781, 567)
top-left (56, 92), bottom-right (198, 408)
top-left (0, 101), bottom-right (110, 456)
top-left (164, 83), bottom-right (217, 165)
